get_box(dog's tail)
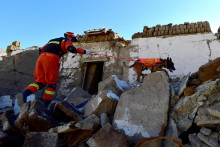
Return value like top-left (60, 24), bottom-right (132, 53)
top-left (123, 62), bottom-right (134, 68)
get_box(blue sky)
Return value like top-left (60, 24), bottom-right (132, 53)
top-left (0, 0), bottom-right (220, 51)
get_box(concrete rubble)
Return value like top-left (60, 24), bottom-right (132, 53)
top-left (0, 23), bottom-right (220, 146)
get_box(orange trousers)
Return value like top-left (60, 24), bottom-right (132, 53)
top-left (34, 53), bottom-right (60, 85)
top-left (24, 53), bottom-right (60, 100)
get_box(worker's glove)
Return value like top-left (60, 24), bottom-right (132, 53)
top-left (85, 50), bottom-right (93, 55)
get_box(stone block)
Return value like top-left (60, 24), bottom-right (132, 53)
top-left (23, 132), bottom-right (58, 147)
top-left (6, 45), bottom-right (18, 52)
top-left (12, 41), bottom-right (21, 47)
top-left (200, 127), bottom-right (212, 136)
top-left (0, 110), bottom-right (20, 135)
top-left (15, 100), bottom-right (57, 133)
top-left (53, 101), bottom-right (83, 122)
top-left (84, 90), bottom-right (119, 117)
top-left (87, 123), bottom-right (128, 147)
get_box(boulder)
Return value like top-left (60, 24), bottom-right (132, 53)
top-left (53, 101), bottom-right (83, 122)
top-left (15, 100), bottom-right (57, 135)
top-left (84, 90), bottom-right (119, 117)
top-left (113, 72), bottom-right (170, 145)
top-left (23, 132), bottom-right (58, 147)
top-left (87, 123), bottom-right (128, 147)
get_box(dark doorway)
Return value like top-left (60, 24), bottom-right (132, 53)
top-left (83, 62), bottom-right (104, 94)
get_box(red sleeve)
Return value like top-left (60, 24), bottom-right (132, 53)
top-left (62, 40), bottom-right (86, 54)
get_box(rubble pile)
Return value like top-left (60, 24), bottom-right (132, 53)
top-left (169, 57), bottom-right (220, 146)
top-left (132, 21), bottom-right (212, 39)
top-left (1, 47), bottom-right (220, 146)
top-left (77, 28), bottom-right (126, 42)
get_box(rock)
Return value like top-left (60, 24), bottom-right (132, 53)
top-left (188, 133), bottom-right (209, 147)
top-left (50, 114), bottom-right (99, 134)
top-left (197, 132), bottom-right (218, 147)
top-left (163, 117), bottom-right (182, 147)
top-left (113, 72), bottom-right (170, 145)
top-left (23, 132), bottom-right (58, 147)
top-left (207, 102), bottom-right (220, 118)
top-left (178, 73), bottom-right (190, 96)
top-left (65, 87), bottom-right (92, 102)
top-left (53, 101), bottom-right (83, 122)
top-left (194, 107), bottom-right (220, 128)
top-left (66, 114), bottom-right (100, 146)
top-left (171, 79), bottom-right (220, 133)
top-left (0, 110), bottom-right (20, 135)
top-left (200, 127), bottom-right (212, 136)
top-left (87, 123), bottom-right (128, 147)
top-left (98, 75), bottom-right (130, 96)
top-left (15, 100), bottom-right (57, 135)
top-left (101, 113), bottom-right (109, 127)
top-left (49, 121), bottom-right (76, 134)
top-left (0, 131), bottom-right (24, 147)
top-left (198, 57), bottom-right (220, 83)
top-left (183, 86), bottom-right (195, 96)
top-left (84, 90), bottom-right (119, 117)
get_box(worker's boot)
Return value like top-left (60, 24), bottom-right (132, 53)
top-left (17, 89), bottom-right (32, 107)
top-left (43, 99), bottom-right (51, 107)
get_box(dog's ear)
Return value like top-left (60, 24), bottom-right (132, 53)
top-left (167, 57), bottom-right (169, 61)
top-left (170, 57), bottom-right (172, 61)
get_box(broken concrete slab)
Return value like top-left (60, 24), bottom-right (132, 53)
top-left (0, 95), bottom-right (12, 109)
top-left (87, 123), bottom-right (128, 147)
top-left (84, 90), bottom-right (119, 117)
top-left (23, 132), bottom-right (58, 147)
top-left (53, 101), bottom-right (83, 122)
top-left (113, 72), bottom-right (170, 145)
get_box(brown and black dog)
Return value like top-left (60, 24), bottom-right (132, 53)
top-left (124, 57), bottom-right (176, 82)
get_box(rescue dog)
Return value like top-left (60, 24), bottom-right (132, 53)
top-left (124, 57), bottom-right (176, 82)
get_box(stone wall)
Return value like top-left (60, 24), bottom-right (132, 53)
top-left (132, 21), bottom-right (211, 39)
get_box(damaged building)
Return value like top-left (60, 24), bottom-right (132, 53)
top-left (0, 21), bottom-right (220, 146)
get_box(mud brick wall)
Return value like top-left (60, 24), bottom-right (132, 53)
top-left (132, 21), bottom-right (212, 39)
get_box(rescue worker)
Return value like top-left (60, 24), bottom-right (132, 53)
top-left (16, 32), bottom-right (93, 107)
